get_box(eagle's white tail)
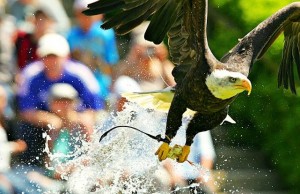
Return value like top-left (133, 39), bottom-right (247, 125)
top-left (121, 87), bottom-right (196, 118)
top-left (122, 87), bottom-right (236, 124)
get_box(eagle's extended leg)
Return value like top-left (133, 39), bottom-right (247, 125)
top-left (176, 113), bottom-right (212, 163)
top-left (181, 109), bottom-right (229, 163)
top-left (185, 113), bottom-right (206, 146)
top-left (155, 94), bottom-right (187, 161)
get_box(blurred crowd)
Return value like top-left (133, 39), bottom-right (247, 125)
top-left (0, 0), bottom-right (217, 193)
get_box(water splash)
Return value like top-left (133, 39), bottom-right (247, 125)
top-left (44, 103), bottom-right (170, 193)
top-left (45, 102), bottom-right (211, 193)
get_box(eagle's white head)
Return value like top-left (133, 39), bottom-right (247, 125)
top-left (205, 69), bottom-right (252, 100)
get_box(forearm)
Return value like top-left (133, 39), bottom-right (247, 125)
top-left (9, 140), bottom-right (27, 154)
top-left (201, 157), bottom-right (214, 170)
top-left (66, 109), bottom-right (96, 140)
top-left (19, 110), bottom-right (62, 129)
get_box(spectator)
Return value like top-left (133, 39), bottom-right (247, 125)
top-left (0, 9), bottom-right (15, 81)
top-left (0, 84), bottom-right (63, 194)
top-left (0, 85), bottom-right (26, 173)
top-left (110, 22), bottom-right (176, 112)
top-left (163, 130), bottom-right (216, 193)
top-left (47, 83), bottom-right (90, 166)
top-left (6, 0), bottom-right (36, 31)
top-left (67, 0), bottom-right (119, 101)
top-left (44, 83), bottom-right (105, 184)
top-left (114, 22), bottom-right (175, 92)
top-left (7, 0), bottom-right (70, 34)
top-left (14, 8), bottom-right (55, 70)
top-left (0, 84), bottom-right (38, 194)
top-left (111, 75), bottom-right (142, 112)
top-left (0, 9), bottom-right (17, 119)
top-left (16, 33), bottom-right (104, 168)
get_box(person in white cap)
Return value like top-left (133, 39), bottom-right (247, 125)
top-left (16, 33), bottom-right (104, 168)
top-left (48, 83), bottom-right (80, 132)
top-left (67, 0), bottom-right (119, 102)
top-left (47, 83), bottom-right (84, 166)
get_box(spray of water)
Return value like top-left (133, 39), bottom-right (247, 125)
top-left (45, 102), bottom-right (211, 193)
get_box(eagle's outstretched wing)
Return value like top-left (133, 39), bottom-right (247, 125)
top-left (221, 2), bottom-right (300, 93)
top-left (83, 0), bottom-right (199, 84)
top-left (84, 0), bottom-right (168, 42)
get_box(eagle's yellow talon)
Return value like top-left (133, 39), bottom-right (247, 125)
top-left (155, 142), bottom-right (170, 161)
top-left (177, 145), bottom-right (190, 163)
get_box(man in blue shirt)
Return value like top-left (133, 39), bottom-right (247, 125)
top-left (67, 0), bottom-right (120, 101)
top-left (17, 33), bottom-right (104, 167)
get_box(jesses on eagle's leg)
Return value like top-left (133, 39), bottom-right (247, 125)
top-left (155, 94), bottom-right (187, 162)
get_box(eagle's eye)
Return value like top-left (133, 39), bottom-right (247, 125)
top-left (229, 77), bottom-right (237, 83)
top-left (238, 47), bottom-right (246, 54)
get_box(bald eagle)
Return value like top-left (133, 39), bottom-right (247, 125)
top-left (84, 0), bottom-right (300, 162)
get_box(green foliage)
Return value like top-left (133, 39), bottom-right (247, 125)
top-left (238, 0), bottom-right (292, 27)
top-left (209, 0), bottom-right (300, 191)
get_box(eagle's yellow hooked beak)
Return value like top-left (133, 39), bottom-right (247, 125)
top-left (242, 79), bottom-right (252, 95)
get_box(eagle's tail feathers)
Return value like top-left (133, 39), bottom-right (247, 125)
top-left (220, 114), bottom-right (236, 125)
top-left (121, 89), bottom-right (174, 113)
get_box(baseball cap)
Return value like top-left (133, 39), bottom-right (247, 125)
top-left (49, 83), bottom-right (78, 100)
top-left (113, 76), bottom-right (142, 96)
top-left (37, 33), bottom-right (70, 57)
top-left (73, 0), bottom-right (97, 10)
top-left (131, 21), bottom-right (158, 47)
